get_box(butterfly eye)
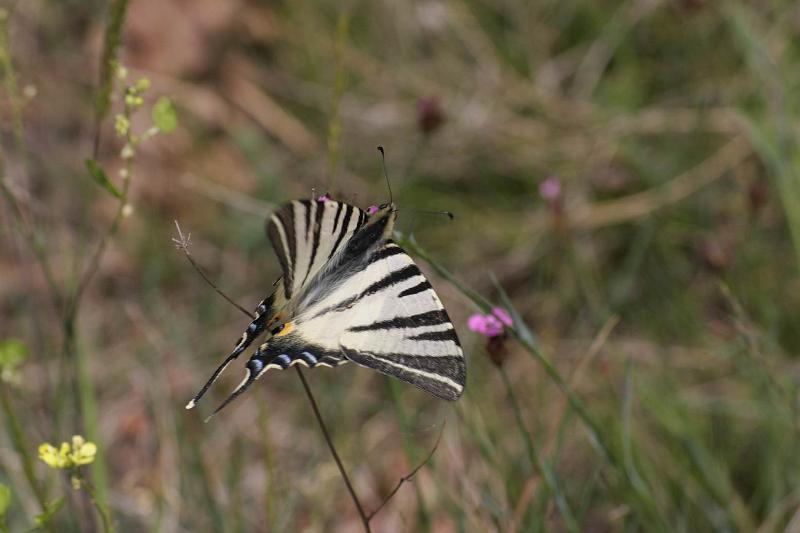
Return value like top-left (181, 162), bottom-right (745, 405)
top-left (270, 323), bottom-right (285, 336)
top-left (379, 203), bottom-right (390, 209)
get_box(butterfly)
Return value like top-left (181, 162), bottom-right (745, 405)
top-left (186, 198), bottom-right (467, 416)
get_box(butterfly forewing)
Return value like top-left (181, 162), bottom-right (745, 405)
top-left (267, 200), bottom-right (367, 300)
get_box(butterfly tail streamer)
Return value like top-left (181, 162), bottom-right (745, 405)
top-left (187, 305), bottom-right (274, 409)
top-left (185, 347), bottom-right (244, 409)
top-left (203, 362), bottom-right (261, 422)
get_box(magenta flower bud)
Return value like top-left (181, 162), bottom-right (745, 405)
top-left (539, 176), bottom-right (562, 203)
top-left (417, 96), bottom-right (445, 135)
top-left (467, 307), bottom-right (513, 338)
top-left (492, 307), bottom-right (513, 327)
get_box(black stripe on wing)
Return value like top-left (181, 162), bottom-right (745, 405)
top-left (331, 202), bottom-right (344, 235)
top-left (341, 347), bottom-right (465, 401)
top-left (398, 280), bottom-right (433, 298)
top-left (330, 203), bottom-right (356, 261)
top-left (266, 204), bottom-right (297, 298)
top-left (368, 242), bottom-right (405, 263)
top-left (301, 200), bottom-right (327, 287)
top-left (348, 310), bottom-right (451, 332)
top-left (307, 255), bottom-right (422, 320)
top-left (407, 329), bottom-right (460, 342)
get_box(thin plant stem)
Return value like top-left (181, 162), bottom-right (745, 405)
top-left (80, 477), bottom-right (115, 533)
top-left (67, 162), bottom-right (131, 319)
top-left (0, 11), bottom-right (61, 310)
top-left (325, 10), bottom-right (350, 193)
top-left (366, 422), bottom-right (444, 521)
top-left (388, 380), bottom-right (431, 528)
top-left (93, 0), bottom-right (130, 158)
top-left (0, 385), bottom-right (49, 513)
top-left (172, 222), bottom-right (252, 318)
top-left (499, 368), bottom-right (579, 533)
top-left (0, 176), bottom-right (62, 310)
top-left (0, 8), bottom-right (25, 157)
top-left (294, 367), bottom-right (371, 533)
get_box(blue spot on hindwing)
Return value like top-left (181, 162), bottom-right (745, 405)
top-left (301, 352), bottom-right (318, 366)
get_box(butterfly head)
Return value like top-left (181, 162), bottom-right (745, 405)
top-left (369, 202), bottom-right (396, 217)
top-left (362, 202), bottom-right (397, 243)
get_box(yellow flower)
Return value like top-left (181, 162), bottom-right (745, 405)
top-left (38, 435), bottom-right (96, 470)
top-left (114, 114), bottom-right (130, 137)
top-left (115, 63), bottom-right (128, 81)
top-left (124, 94), bottom-right (144, 108)
top-left (69, 435), bottom-right (97, 466)
top-left (38, 443), bottom-right (69, 469)
top-left (133, 77), bottom-right (150, 93)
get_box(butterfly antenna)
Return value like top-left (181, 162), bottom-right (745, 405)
top-left (397, 208), bottom-right (455, 220)
top-left (203, 365), bottom-right (258, 423)
top-left (377, 146), bottom-right (393, 204)
top-left (185, 346), bottom-right (247, 409)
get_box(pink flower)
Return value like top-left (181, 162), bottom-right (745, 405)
top-left (317, 194), bottom-right (330, 203)
top-left (492, 307), bottom-right (513, 327)
top-left (467, 307), bottom-right (513, 337)
top-left (539, 176), bottom-right (562, 202)
top-left (366, 205), bottom-right (379, 214)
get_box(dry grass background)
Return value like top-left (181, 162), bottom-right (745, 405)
top-left (2, 0), bottom-right (800, 531)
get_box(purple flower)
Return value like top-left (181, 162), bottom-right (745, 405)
top-left (317, 194), bottom-right (330, 203)
top-left (367, 205), bottom-right (379, 215)
top-left (467, 307), bottom-right (513, 338)
top-left (539, 176), bottom-right (562, 202)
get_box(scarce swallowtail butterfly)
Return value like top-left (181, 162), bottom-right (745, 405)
top-left (187, 198), bottom-right (466, 416)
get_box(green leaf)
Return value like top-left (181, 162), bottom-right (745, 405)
top-left (34, 498), bottom-right (64, 527)
top-left (0, 484), bottom-right (10, 518)
top-left (152, 97), bottom-right (177, 133)
top-left (0, 339), bottom-right (28, 370)
top-left (84, 159), bottom-right (122, 199)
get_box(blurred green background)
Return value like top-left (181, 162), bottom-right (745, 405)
top-left (1, 0), bottom-right (800, 531)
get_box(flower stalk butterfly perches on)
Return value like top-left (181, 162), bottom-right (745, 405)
top-left (186, 197), bottom-right (467, 418)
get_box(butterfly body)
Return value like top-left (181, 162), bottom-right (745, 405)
top-left (188, 199), bottom-right (466, 415)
